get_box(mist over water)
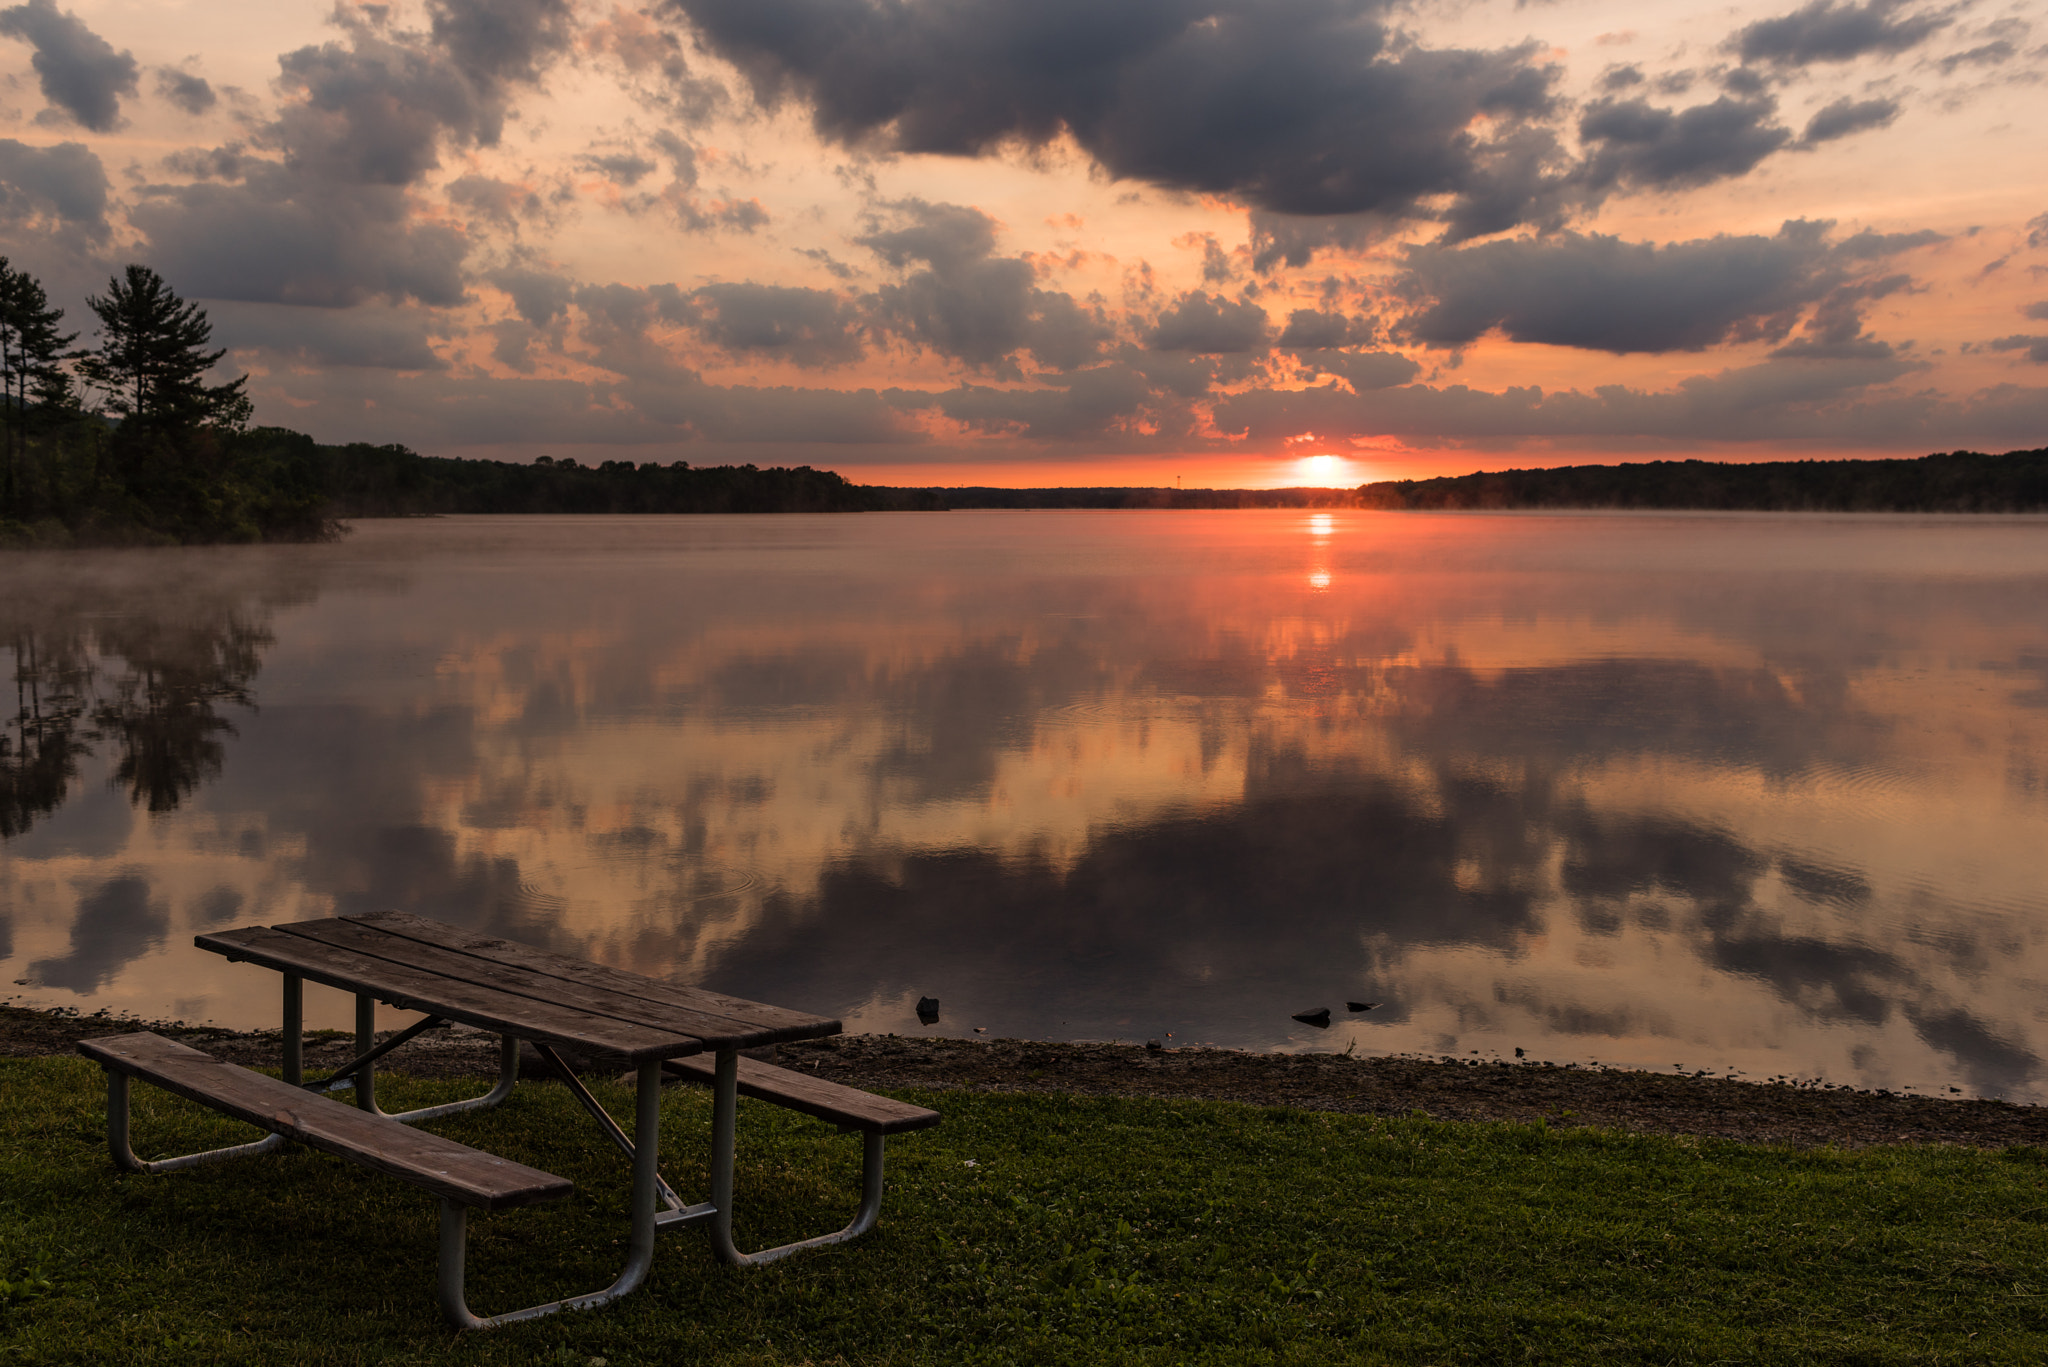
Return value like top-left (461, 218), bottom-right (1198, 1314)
top-left (7, 511), bottom-right (2048, 1100)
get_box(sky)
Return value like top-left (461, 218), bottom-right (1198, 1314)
top-left (0, 0), bottom-right (2041, 487)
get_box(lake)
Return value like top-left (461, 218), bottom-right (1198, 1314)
top-left (7, 511), bottom-right (2048, 1101)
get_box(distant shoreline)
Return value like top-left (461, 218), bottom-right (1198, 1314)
top-left (866, 447), bottom-right (2048, 513)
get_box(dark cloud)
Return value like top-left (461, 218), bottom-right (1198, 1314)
top-left (268, 30), bottom-right (507, 187)
top-left (1275, 307), bottom-right (1370, 350)
top-left (1578, 94), bottom-right (1791, 193)
top-left (668, 0), bottom-right (1563, 232)
top-left (2024, 302), bottom-right (2048, 321)
top-left (1938, 39), bottom-right (2016, 73)
top-left (576, 150), bottom-right (659, 186)
top-left (1799, 95), bottom-right (1899, 144)
top-left (1397, 220), bottom-right (1933, 354)
top-left (905, 364), bottom-right (1155, 441)
top-left (1248, 210), bottom-right (1393, 273)
top-left (1294, 348), bottom-right (1420, 390)
top-left (0, 136), bottom-right (107, 235)
top-left (212, 300), bottom-right (450, 370)
top-left (491, 266), bottom-right (574, 326)
top-left (154, 67), bottom-right (216, 115)
top-left (0, 0), bottom-right (138, 132)
top-left (2031, 213), bottom-right (2048, 251)
top-left (1733, 0), bottom-right (1949, 66)
top-left (1990, 335), bottom-right (2048, 364)
top-left (1146, 291), bottom-right (1270, 354)
top-left (1768, 271), bottom-right (1913, 359)
top-left (131, 164), bottom-right (468, 307)
top-left (446, 173), bottom-right (548, 226)
top-left (684, 281), bottom-right (864, 368)
top-left (425, 0), bottom-right (573, 90)
top-left (1721, 66), bottom-right (1771, 95)
top-left (859, 199), bottom-right (1110, 374)
top-left (1209, 350), bottom-right (1943, 447)
top-left (129, 0), bottom-right (580, 312)
top-left (1600, 64), bottom-right (1645, 91)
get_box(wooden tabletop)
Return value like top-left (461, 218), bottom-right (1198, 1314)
top-left (196, 910), bottom-right (840, 1062)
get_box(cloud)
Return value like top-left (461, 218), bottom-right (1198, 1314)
top-left (1275, 308), bottom-right (1371, 350)
top-left (1989, 335), bottom-right (2048, 364)
top-left (127, 2), bottom-right (580, 310)
top-left (1799, 95), bottom-right (1900, 144)
top-left (1578, 94), bottom-right (1790, 193)
top-left (1210, 351), bottom-right (1939, 447)
top-left (132, 162), bottom-right (468, 307)
top-left (684, 281), bottom-right (864, 368)
top-left (446, 172), bottom-right (550, 226)
top-left (907, 365), bottom-right (1156, 441)
top-left (1146, 291), bottom-right (1270, 354)
top-left (859, 199), bottom-right (1110, 374)
top-left (0, 136), bottom-right (107, 235)
top-left (490, 266), bottom-right (575, 326)
top-left (154, 67), bottom-right (216, 115)
top-left (212, 299), bottom-right (450, 370)
top-left (1294, 348), bottom-right (1420, 390)
top-left (1733, 0), bottom-right (1949, 67)
top-left (0, 0), bottom-right (137, 133)
top-left (1396, 220), bottom-right (1937, 354)
top-left (426, 0), bottom-right (574, 90)
top-left (269, 28), bottom-right (510, 187)
top-left (1938, 39), bottom-right (2016, 74)
top-left (668, 0), bottom-right (1564, 233)
top-left (576, 150), bottom-right (659, 186)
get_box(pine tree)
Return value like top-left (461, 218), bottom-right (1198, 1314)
top-left (0, 257), bottom-right (76, 517)
top-left (75, 265), bottom-right (248, 437)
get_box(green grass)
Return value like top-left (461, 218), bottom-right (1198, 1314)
top-left (3, 1057), bottom-right (2045, 1364)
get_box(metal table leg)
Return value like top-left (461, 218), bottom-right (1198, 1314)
top-left (437, 1057), bottom-right (666, 1329)
top-left (706, 1048), bottom-right (886, 1267)
top-left (314, 992), bottom-right (518, 1126)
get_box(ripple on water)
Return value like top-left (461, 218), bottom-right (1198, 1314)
top-left (669, 864), bottom-right (761, 906)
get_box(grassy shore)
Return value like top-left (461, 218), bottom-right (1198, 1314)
top-left (4, 1056), bottom-right (2046, 1364)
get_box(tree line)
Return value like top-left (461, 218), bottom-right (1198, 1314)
top-left (1354, 452), bottom-right (2048, 513)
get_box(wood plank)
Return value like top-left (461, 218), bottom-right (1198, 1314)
top-left (79, 1032), bottom-right (571, 1210)
top-left (196, 926), bottom-right (702, 1061)
top-left (663, 1054), bottom-right (941, 1136)
top-left (275, 917), bottom-right (786, 1052)
top-left (346, 911), bottom-right (840, 1048)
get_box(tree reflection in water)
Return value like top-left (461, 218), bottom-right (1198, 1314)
top-left (2, 559), bottom-right (299, 832)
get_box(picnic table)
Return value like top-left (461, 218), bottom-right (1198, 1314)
top-left (76, 910), bottom-right (938, 1329)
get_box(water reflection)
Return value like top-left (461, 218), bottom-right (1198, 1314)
top-left (4, 559), bottom-right (293, 833)
top-left (5, 514), bottom-right (2048, 1101)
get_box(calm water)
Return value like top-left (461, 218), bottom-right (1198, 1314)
top-left (7, 512), bottom-right (2048, 1100)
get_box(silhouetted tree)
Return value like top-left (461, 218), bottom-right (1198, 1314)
top-left (75, 265), bottom-right (248, 437)
top-left (0, 258), bottom-right (76, 516)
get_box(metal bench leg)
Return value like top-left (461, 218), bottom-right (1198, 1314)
top-left (707, 1049), bottom-right (889, 1267)
top-left (320, 1004), bottom-right (519, 1127)
top-left (104, 1071), bottom-right (285, 1174)
top-left (435, 1059), bottom-right (664, 1330)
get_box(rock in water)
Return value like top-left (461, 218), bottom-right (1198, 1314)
top-left (1347, 1001), bottom-right (1381, 1012)
top-left (1292, 1007), bottom-right (1332, 1028)
top-left (915, 996), bottom-right (940, 1024)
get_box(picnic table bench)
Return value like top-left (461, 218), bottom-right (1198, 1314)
top-left (75, 911), bottom-right (939, 1329)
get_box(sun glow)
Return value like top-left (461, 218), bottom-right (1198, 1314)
top-left (1293, 454), bottom-right (1355, 486)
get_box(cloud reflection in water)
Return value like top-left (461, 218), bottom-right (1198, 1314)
top-left (5, 513), bottom-right (2048, 1099)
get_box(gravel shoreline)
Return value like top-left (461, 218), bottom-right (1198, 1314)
top-left (9, 1003), bottom-right (2045, 1151)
